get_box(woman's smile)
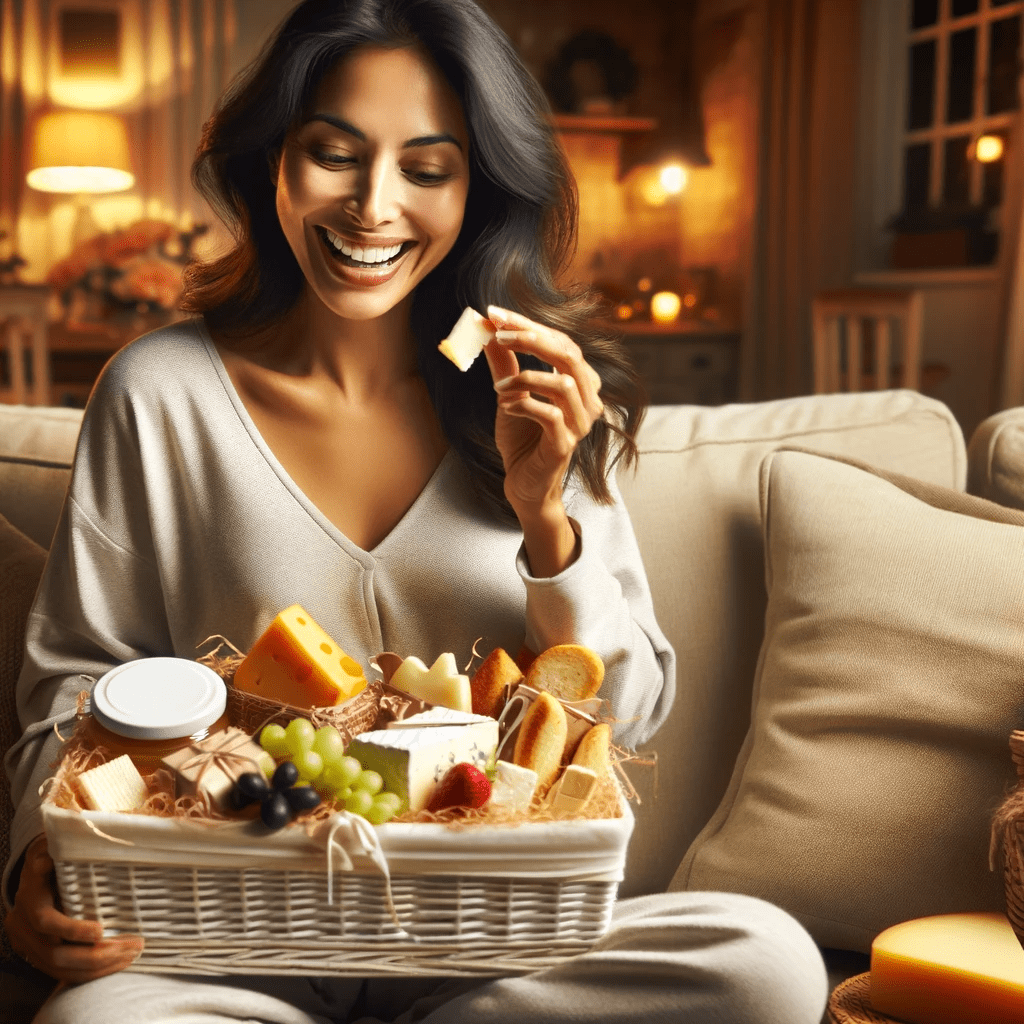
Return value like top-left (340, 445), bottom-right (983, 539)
top-left (275, 45), bottom-right (470, 321)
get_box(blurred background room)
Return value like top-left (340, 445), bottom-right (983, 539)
top-left (0, 0), bottom-right (1021, 442)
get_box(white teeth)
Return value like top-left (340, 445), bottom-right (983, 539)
top-left (324, 231), bottom-right (403, 265)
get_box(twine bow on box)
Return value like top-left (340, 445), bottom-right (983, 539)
top-left (163, 727), bottom-right (266, 811)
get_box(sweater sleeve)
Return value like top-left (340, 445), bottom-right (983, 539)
top-left (517, 472), bottom-right (675, 751)
top-left (3, 374), bottom-right (172, 908)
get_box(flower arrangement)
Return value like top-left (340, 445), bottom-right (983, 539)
top-left (47, 218), bottom-right (207, 324)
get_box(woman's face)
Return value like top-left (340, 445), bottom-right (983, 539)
top-left (275, 44), bottom-right (470, 322)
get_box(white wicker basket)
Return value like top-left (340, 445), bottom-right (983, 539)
top-left (43, 797), bottom-right (632, 977)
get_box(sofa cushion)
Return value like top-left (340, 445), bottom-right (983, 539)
top-left (671, 448), bottom-right (1024, 953)
top-left (968, 407), bottom-right (1024, 511)
top-left (0, 513), bottom-right (46, 962)
top-left (616, 389), bottom-right (966, 898)
top-left (0, 404), bottom-right (82, 550)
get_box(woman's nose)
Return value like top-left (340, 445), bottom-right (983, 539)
top-left (345, 160), bottom-right (401, 227)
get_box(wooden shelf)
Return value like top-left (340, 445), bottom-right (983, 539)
top-left (551, 114), bottom-right (656, 133)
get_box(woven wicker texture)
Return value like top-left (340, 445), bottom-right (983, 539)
top-left (53, 861), bottom-right (616, 976)
top-left (224, 677), bottom-right (383, 742)
top-left (827, 973), bottom-right (900, 1024)
top-left (0, 514), bottom-right (47, 964)
top-left (995, 730), bottom-right (1024, 953)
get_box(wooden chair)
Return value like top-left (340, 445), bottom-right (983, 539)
top-left (0, 284), bottom-right (51, 405)
top-left (812, 288), bottom-right (924, 394)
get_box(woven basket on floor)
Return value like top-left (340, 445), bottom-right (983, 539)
top-left (827, 974), bottom-right (900, 1024)
top-left (993, 730), bottom-right (1024, 953)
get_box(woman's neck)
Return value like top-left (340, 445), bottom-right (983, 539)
top-left (233, 290), bottom-right (420, 405)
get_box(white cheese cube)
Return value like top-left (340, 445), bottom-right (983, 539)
top-left (488, 759), bottom-right (538, 813)
top-left (76, 754), bottom-right (148, 812)
top-left (546, 764), bottom-right (597, 817)
top-left (437, 307), bottom-right (494, 371)
top-left (347, 717), bottom-right (498, 812)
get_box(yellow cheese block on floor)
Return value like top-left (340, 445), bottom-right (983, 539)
top-left (234, 604), bottom-right (367, 707)
top-left (870, 912), bottom-right (1024, 1024)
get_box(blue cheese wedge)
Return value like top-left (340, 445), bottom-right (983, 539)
top-left (76, 754), bottom-right (148, 812)
top-left (348, 711), bottom-right (498, 812)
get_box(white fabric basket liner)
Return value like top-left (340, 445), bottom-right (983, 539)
top-left (44, 801), bottom-right (633, 881)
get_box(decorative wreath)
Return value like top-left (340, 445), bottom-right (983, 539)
top-left (544, 30), bottom-right (639, 115)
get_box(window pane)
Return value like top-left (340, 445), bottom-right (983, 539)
top-left (908, 40), bottom-right (936, 129)
top-left (946, 28), bottom-right (977, 123)
top-left (988, 16), bottom-right (1021, 115)
top-left (951, 0), bottom-right (978, 16)
top-left (943, 136), bottom-right (971, 205)
top-left (912, 0), bottom-right (939, 29)
top-left (904, 143), bottom-right (931, 211)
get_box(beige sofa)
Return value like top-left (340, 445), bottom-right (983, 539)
top-left (2, 390), bottom-right (1024, 1022)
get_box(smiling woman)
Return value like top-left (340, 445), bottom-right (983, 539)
top-left (3, 2), bottom-right (829, 1023)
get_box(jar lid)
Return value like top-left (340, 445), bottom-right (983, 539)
top-left (91, 658), bottom-right (227, 740)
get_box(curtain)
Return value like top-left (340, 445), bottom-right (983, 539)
top-left (739, 0), bottom-right (861, 401)
top-left (0, 0), bottom-right (236, 280)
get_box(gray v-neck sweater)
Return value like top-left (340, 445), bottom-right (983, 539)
top-left (4, 319), bottom-right (674, 895)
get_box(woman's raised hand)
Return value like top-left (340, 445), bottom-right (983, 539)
top-left (4, 835), bottom-right (144, 982)
top-left (483, 305), bottom-right (604, 575)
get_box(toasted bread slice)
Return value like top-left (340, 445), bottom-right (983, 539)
top-left (470, 647), bottom-right (522, 719)
top-left (525, 644), bottom-right (604, 702)
top-left (571, 723), bottom-right (611, 779)
top-left (513, 691), bottom-right (568, 794)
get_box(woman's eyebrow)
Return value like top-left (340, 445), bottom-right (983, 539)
top-left (307, 114), bottom-right (462, 151)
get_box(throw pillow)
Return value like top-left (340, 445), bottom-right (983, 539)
top-left (672, 447), bottom-right (1024, 953)
top-left (968, 407), bottom-right (1024, 511)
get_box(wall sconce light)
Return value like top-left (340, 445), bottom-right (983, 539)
top-left (27, 110), bottom-right (135, 243)
top-left (659, 162), bottom-right (688, 195)
top-left (972, 134), bottom-right (1004, 163)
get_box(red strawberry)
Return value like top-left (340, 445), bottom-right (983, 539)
top-left (428, 762), bottom-right (492, 812)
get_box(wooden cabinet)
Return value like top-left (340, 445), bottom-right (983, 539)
top-left (620, 322), bottom-right (740, 406)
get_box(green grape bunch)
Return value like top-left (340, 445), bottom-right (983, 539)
top-left (259, 719), bottom-right (402, 825)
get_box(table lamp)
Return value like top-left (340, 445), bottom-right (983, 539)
top-left (26, 110), bottom-right (135, 245)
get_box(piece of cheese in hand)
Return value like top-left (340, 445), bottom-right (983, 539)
top-left (870, 912), bottom-right (1024, 1024)
top-left (347, 711), bottom-right (498, 811)
top-left (76, 754), bottom-right (148, 812)
top-left (438, 307), bottom-right (494, 371)
top-left (390, 652), bottom-right (472, 713)
top-left (234, 604), bottom-right (367, 708)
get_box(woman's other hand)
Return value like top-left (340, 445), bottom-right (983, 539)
top-left (4, 835), bottom-right (144, 982)
top-left (484, 304), bottom-right (604, 577)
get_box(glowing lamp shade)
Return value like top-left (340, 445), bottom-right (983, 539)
top-left (27, 111), bottom-right (135, 194)
top-left (650, 291), bottom-right (682, 325)
top-left (974, 134), bottom-right (1004, 164)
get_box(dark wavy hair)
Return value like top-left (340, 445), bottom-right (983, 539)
top-left (181, 0), bottom-right (646, 522)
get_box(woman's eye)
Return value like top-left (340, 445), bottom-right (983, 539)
top-left (406, 169), bottom-right (452, 185)
top-left (312, 149), bottom-right (354, 167)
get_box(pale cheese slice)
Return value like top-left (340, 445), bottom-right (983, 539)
top-left (390, 653), bottom-right (472, 713)
top-left (76, 754), bottom-right (148, 812)
top-left (438, 307), bottom-right (494, 371)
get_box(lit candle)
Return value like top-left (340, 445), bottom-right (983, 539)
top-left (974, 134), bottom-right (1004, 163)
top-left (659, 162), bottom-right (687, 194)
top-left (650, 291), bottom-right (682, 324)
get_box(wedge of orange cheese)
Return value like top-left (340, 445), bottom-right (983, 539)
top-left (870, 912), bottom-right (1024, 1024)
top-left (233, 604), bottom-right (367, 707)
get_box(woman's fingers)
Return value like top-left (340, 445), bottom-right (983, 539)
top-left (486, 305), bottom-right (603, 414)
top-left (494, 368), bottom-right (591, 438)
top-left (5, 835), bottom-right (144, 982)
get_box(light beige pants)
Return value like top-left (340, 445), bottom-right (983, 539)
top-left (35, 893), bottom-right (829, 1024)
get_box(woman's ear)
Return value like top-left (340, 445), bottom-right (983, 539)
top-left (268, 148), bottom-right (282, 186)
